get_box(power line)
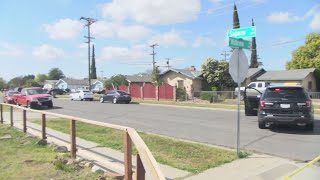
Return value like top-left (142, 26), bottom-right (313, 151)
top-left (221, 50), bottom-right (231, 61)
top-left (80, 16), bottom-right (97, 91)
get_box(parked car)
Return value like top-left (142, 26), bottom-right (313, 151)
top-left (14, 87), bottom-right (23, 92)
top-left (46, 88), bottom-right (66, 96)
top-left (15, 87), bottom-right (53, 109)
top-left (70, 90), bottom-right (94, 101)
top-left (258, 85), bottom-right (314, 130)
top-left (99, 90), bottom-right (131, 104)
top-left (3, 90), bottom-right (20, 104)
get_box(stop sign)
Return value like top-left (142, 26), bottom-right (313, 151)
top-left (229, 49), bottom-right (249, 83)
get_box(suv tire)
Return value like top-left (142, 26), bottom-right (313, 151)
top-left (306, 123), bottom-right (314, 131)
top-left (258, 121), bottom-right (266, 129)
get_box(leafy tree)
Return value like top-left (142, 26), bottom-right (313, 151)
top-left (250, 19), bottom-right (259, 68)
top-left (151, 66), bottom-right (161, 85)
top-left (91, 44), bottom-right (97, 79)
top-left (286, 32), bottom-right (320, 70)
top-left (48, 68), bottom-right (65, 80)
top-left (233, 3), bottom-right (240, 29)
top-left (22, 74), bottom-right (35, 82)
top-left (104, 75), bottom-right (128, 87)
top-left (8, 76), bottom-right (24, 87)
top-left (24, 79), bottom-right (40, 87)
top-left (201, 58), bottom-right (237, 90)
top-left (35, 74), bottom-right (48, 83)
top-left (0, 78), bottom-right (7, 90)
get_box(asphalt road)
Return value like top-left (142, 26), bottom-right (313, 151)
top-left (4, 96), bottom-right (320, 161)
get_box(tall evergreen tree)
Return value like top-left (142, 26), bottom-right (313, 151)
top-left (91, 44), bottom-right (97, 79)
top-left (250, 18), bottom-right (258, 68)
top-left (233, 3), bottom-right (240, 29)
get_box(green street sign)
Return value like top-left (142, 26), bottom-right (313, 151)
top-left (228, 37), bottom-right (251, 49)
top-left (228, 26), bottom-right (256, 38)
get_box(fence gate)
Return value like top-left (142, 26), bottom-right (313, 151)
top-left (130, 84), bottom-right (142, 98)
top-left (143, 83), bottom-right (156, 99)
top-left (159, 83), bottom-right (174, 100)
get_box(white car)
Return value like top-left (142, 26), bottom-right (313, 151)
top-left (70, 90), bottom-right (94, 101)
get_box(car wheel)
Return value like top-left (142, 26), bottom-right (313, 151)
top-left (112, 97), bottom-right (117, 104)
top-left (258, 121), bottom-right (266, 129)
top-left (90, 98), bottom-right (93, 101)
top-left (125, 101), bottom-right (130, 104)
top-left (306, 123), bottom-right (314, 131)
top-left (99, 97), bottom-right (104, 103)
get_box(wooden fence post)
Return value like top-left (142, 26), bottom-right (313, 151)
top-left (0, 104), bottom-right (3, 124)
top-left (141, 84), bottom-right (144, 100)
top-left (173, 86), bottom-right (177, 101)
top-left (23, 110), bottom-right (27, 132)
top-left (156, 86), bottom-right (159, 101)
top-left (70, 119), bottom-right (76, 159)
top-left (136, 153), bottom-right (145, 180)
top-left (10, 106), bottom-right (13, 127)
top-left (42, 114), bottom-right (47, 139)
top-left (124, 129), bottom-right (132, 180)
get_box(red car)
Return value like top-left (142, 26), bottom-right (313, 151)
top-left (15, 87), bottom-right (53, 109)
top-left (4, 90), bottom-right (20, 104)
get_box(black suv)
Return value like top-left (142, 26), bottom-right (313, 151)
top-left (258, 86), bottom-right (314, 130)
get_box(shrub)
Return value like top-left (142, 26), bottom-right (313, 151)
top-left (200, 91), bottom-right (213, 102)
top-left (211, 86), bottom-right (217, 91)
top-left (176, 88), bottom-right (187, 100)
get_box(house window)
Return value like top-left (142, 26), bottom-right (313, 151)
top-left (308, 81), bottom-right (312, 90)
top-left (177, 80), bottom-right (184, 89)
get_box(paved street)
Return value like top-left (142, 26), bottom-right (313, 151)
top-left (31, 98), bottom-right (320, 162)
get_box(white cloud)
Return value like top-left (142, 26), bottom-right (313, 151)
top-left (267, 12), bottom-right (301, 23)
top-left (32, 44), bottom-right (64, 59)
top-left (101, 0), bottom-right (201, 25)
top-left (310, 13), bottom-right (320, 30)
top-left (91, 21), bottom-right (116, 38)
top-left (78, 43), bottom-right (87, 49)
top-left (0, 42), bottom-right (24, 56)
top-left (117, 25), bottom-right (152, 41)
top-left (98, 45), bottom-right (147, 62)
top-left (192, 36), bottom-right (215, 48)
top-left (148, 30), bottom-right (186, 47)
top-left (43, 19), bottom-right (82, 40)
top-left (267, 4), bottom-right (320, 26)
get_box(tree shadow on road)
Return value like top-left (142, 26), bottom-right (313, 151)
top-left (269, 119), bottom-right (320, 135)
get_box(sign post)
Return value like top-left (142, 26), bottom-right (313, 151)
top-left (229, 49), bottom-right (248, 156)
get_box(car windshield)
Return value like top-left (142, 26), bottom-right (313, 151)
top-left (7, 91), bottom-right (20, 96)
top-left (26, 89), bottom-right (47, 95)
top-left (117, 91), bottom-right (128, 95)
top-left (263, 87), bottom-right (307, 99)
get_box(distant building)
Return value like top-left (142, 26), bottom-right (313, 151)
top-left (43, 80), bottom-right (59, 89)
top-left (243, 68), bottom-right (266, 85)
top-left (160, 66), bottom-right (203, 97)
top-left (257, 68), bottom-right (317, 91)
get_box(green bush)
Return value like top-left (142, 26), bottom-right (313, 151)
top-left (176, 88), bottom-right (187, 100)
top-left (200, 91), bottom-right (213, 102)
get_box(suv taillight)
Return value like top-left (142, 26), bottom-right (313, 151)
top-left (260, 100), bottom-right (265, 108)
top-left (306, 100), bottom-right (311, 107)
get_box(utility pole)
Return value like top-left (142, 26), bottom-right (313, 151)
top-left (100, 70), bottom-right (104, 79)
top-left (150, 44), bottom-right (158, 71)
top-left (221, 50), bottom-right (231, 61)
top-left (80, 16), bottom-right (97, 91)
top-left (166, 58), bottom-right (171, 70)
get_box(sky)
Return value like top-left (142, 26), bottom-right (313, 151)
top-left (0, 0), bottom-right (319, 81)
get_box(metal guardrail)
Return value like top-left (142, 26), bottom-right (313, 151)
top-left (0, 103), bottom-right (165, 180)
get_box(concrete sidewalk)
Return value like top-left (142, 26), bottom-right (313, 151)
top-left (1, 111), bottom-right (319, 180)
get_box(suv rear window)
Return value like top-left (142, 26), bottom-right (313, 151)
top-left (263, 87), bottom-right (308, 99)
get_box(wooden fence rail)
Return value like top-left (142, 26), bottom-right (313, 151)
top-left (0, 103), bottom-right (165, 180)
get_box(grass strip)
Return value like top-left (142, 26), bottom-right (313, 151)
top-left (32, 119), bottom-right (243, 174)
top-left (0, 125), bottom-right (102, 179)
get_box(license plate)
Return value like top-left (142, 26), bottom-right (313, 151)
top-left (280, 104), bottom-right (290, 108)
